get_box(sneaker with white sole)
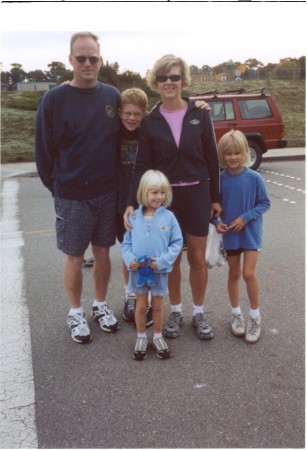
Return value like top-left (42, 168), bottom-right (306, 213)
top-left (192, 312), bottom-right (214, 340)
top-left (231, 313), bottom-right (246, 336)
top-left (245, 315), bottom-right (261, 343)
top-left (92, 303), bottom-right (119, 333)
top-left (123, 293), bottom-right (136, 322)
top-left (152, 337), bottom-right (171, 359)
top-left (163, 311), bottom-right (183, 338)
top-left (133, 337), bottom-right (148, 360)
top-left (67, 313), bottom-right (92, 343)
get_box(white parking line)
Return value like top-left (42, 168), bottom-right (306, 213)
top-left (0, 180), bottom-right (38, 448)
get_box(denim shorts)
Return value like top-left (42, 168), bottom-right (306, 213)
top-left (127, 271), bottom-right (169, 297)
top-left (54, 192), bottom-right (117, 256)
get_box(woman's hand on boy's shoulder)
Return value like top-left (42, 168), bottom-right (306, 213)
top-left (195, 100), bottom-right (211, 110)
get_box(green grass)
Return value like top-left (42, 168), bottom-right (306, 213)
top-left (1, 80), bottom-right (305, 163)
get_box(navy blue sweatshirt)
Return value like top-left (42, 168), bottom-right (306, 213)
top-left (35, 82), bottom-right (121, 200)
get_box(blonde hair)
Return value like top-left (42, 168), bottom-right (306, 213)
top-left (146, 54), bottom-right (191, 91)
top-left (70, 32), bottom-right (100, 54)
top-left (217, 130), bottom-right (251, 169)
top-left (120, 88), bottom-right (148, 112)
top-left (137, 170), bottom-right (173, 208)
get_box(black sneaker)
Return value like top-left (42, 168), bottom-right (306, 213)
top-left (146, 306), bottom-right (153, 328)
top-left (92, 303), bottom-right (119, 332)
top-left (152, 336), bottom-right (171, 359)
top-left (123, 293), bottom-right (136, 322)
top-left (67, 313), bottom-right (92, 343)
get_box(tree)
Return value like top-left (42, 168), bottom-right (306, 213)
top-left (47, 61), bottom-right (66, 82)
top-left (244, 58), bottom-right (264, 68)
top-left (27, 70), bottom-right (48, 82)
top-left (10, 63), bottom-right (26, 84)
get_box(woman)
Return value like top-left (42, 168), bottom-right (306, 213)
top-left (124, 54), bottom-right (222, 340)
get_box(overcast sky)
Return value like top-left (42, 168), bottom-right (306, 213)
top-left (1, 3), bottom-right (306, 76)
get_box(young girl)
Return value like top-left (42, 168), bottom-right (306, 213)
top-left (121, 170), bottom-right (183, 360)
top-left (215, 130), bottom-right (270, 343)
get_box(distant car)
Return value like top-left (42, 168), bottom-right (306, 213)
top-left (191, 88), bottom-right (287, 170)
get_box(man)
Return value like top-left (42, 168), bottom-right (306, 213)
top-left (35, 32), bottom-right (121, 343)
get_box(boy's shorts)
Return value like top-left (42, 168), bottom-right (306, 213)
top-left (127, 272), bottom-right (169, 297)
top-left (170, 181), bottom-right (211, 237)
top-left (54, 192), bottom-right (117, 256)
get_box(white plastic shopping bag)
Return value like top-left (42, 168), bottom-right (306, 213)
top-left (206, 223), bottom-right (226, 269)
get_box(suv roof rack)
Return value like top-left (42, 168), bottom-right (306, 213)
top-left (192, 87), bottom-right (266, 97)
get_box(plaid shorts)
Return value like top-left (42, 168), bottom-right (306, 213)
top-left (54, 192), bottom-right (117, 256)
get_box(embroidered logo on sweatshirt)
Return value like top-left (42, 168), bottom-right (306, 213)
top-left (190, 119), bottom-right (200, 125)
top-left (160, 225), bottom-right (171, 232)
top-left (105, 105), bottom-right (116, 118)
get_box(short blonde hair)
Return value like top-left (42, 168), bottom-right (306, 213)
top-left (120, 88), bottom-right (148, 112)
top-left (70, 32), bottom-right (100, 54)
top-left (137, 170), bottom-right (173, 208)
top-left (146, 54), bottom-right (191, 91)
top-left (217, 130), bottom-right (251, 169)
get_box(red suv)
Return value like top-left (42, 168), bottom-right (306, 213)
top-left (191, 88), bottom-right (287, 170)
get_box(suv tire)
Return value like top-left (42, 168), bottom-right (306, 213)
top-left (248, 140), bottom-right (262, 171)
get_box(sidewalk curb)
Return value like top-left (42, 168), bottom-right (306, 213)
top-left (262, 154), bottom-right (305, 163)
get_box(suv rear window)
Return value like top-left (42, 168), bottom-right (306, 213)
top-left (238, 99), bottom-right (273, 119)
top-left (210, 101), bottom-right (235, 122)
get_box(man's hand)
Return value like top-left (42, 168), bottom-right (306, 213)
top-left (123, 206), bottom-right (135, 231)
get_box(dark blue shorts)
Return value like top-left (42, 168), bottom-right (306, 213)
top-left (54, 192), bottom-right (117, 256)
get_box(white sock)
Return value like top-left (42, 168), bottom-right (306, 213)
top-left (148, 291), bottom-right (152, 305)
top-left (69, 306), bottom-right (84, 316)
top-left (250, 308), bottom-right (260, 319)
top-left (93, 300), bottom-right (107, 307)
top-left (171, 303), bottom-right (183, 313)
top-left (192, 304), bottom-right (204, 316)
top-left (137, 332), bottom-right (147, 338)
top-left (153, 332), bottom-right (162, 340)
top-left (232, 306), bottom-right (242, 315)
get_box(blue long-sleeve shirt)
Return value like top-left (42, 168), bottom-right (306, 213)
top-left (121, 206), bottom-right (183, 272)
top-left (214, 168), bottom-right (270, 250)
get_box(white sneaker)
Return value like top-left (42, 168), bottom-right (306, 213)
top-left (245, 315), bottom-right (261, 343)
top-left (231, 313), bottom-right (246, 336)
top-left (67, 313), bottom-right (92, 343)
top-left (92, 303), bottom-right (119, 333)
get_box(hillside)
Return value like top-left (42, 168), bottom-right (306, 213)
top-left (1, 80), bottom-right (305, 163)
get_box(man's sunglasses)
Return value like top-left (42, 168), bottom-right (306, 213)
top-left (73, 55), bottom-right (100, 65)
top-left (156, 75), bottom-right (181, 83)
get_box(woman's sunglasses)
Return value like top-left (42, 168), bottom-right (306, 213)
top-left (73, 55), bottom-right (100, 65)
top-left (156, 75), bottom-right (182, 83)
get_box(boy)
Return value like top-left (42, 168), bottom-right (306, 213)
top-left (83, 88), bottom-right (153, 326)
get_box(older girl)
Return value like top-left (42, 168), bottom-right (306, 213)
top-left (215, 130), bottom-right (270, 343)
